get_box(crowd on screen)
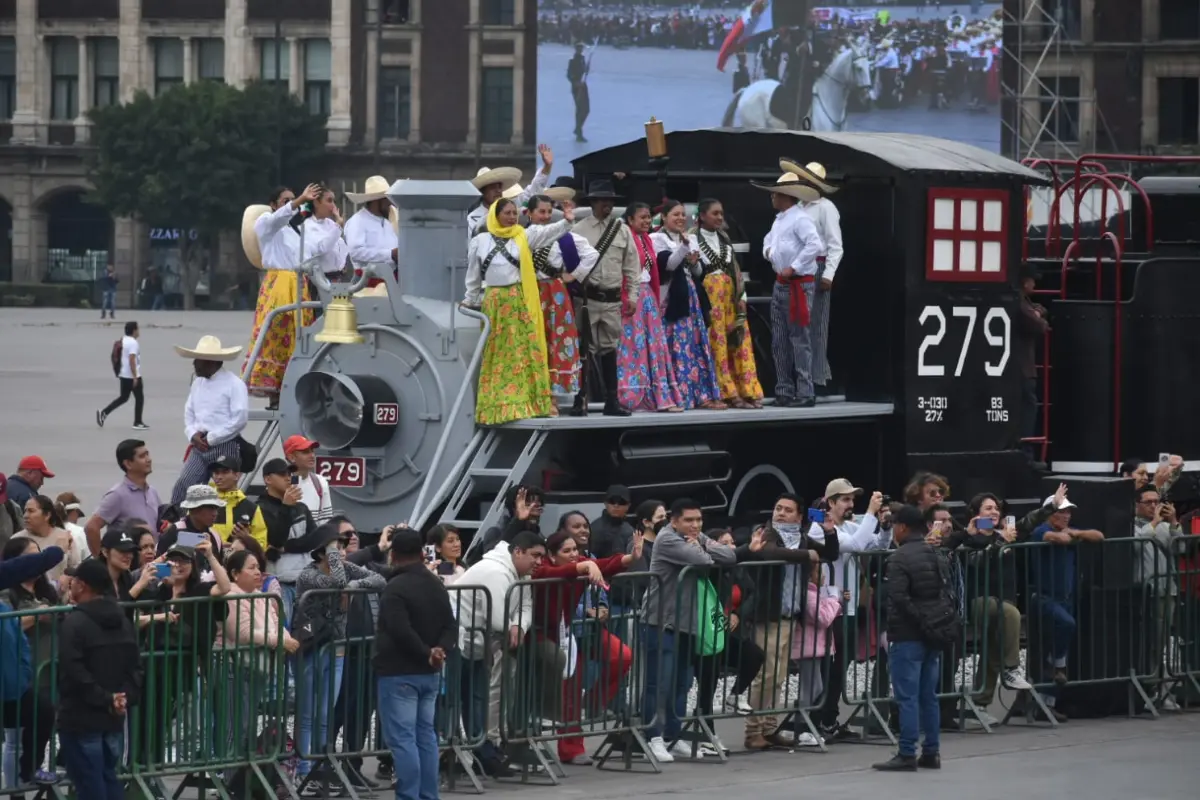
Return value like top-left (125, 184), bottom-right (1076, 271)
top-left (1, 446), bottom-right (1196, 797)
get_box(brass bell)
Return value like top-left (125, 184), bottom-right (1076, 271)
top-left (314, 295), bottom-right (365, 344)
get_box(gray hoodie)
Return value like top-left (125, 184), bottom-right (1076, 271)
top-left (641, 524), bottom-right (736, 635)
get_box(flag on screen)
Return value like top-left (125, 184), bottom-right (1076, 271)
top-left (717, 0), bottom-right (774, 72)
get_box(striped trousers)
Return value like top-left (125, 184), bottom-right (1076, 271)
top-left (770, 281), bottom-right (815, 401)
top-left (170, 438), bottom-right (241, 505)
top-left (810, 283), bottom-right (832, 386)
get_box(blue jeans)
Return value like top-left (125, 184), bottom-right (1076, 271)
top-left (59, 730), bottom-right (125, 800)
top-left (640, 626), bottom-right (693, 742)
top-left (889, 640), bottom-right (941, 758)
top-left (296, 649), bottom-right (344, 777)
top-left (459, 655), bottom-right (501, 762)
top-left (101, 290), bottom-right (116, 316)
top-left (1031, 595), bottom-right (1075, 665)
top-left (378, 673), bottom-right (440, 800)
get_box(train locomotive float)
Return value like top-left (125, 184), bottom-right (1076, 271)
top-left (242, 130), bottom-right (1200, 539)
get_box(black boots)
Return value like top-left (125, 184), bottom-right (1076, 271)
top-left (569, 354), bottom-right (590, 417)
top-left (600, 352), bottom-right (630, 417)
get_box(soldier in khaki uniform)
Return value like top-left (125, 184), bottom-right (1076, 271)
top-left (570, 180), bottom-right (640, 417)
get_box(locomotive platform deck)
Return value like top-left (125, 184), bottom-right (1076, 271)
top-left (500, 397), bottom-right (894, 430)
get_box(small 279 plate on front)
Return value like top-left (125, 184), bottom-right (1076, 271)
top-left (315, 456), bottom-right (366, 488)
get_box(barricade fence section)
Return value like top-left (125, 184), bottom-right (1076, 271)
top-left (501, 571), bottom-right (660, 778)
top-left (4, 541), bottom-right (1199, 799)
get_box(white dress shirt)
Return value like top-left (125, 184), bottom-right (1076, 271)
top-left (535, 232), bottom-right (600, 285)
top-left (763, 205), bottom-right (824, 277)
top-left (875, 49), bottom-right (899, 69)
top-left (463, 219), bottom-right (573, 306)
top-left (466, 171), bottom-right (550, 247)
top-left (344, 207), bottom-right (398, 268)
top-left (807, 514), bottom-right (891, 616)
top-left (255, 203), bottom-right (348, 275)
top-left (184, 368), bottom-right (249, 446)
top-left (802, 197), bottom-right (844, 282)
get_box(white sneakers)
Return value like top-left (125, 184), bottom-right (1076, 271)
top-left (725, 693), bottom-right (753, 715)
top-left (647, 737), bottom-right (674, 763)
top-left (794, 732), bottom-right (824, 747)
top-left (1002, 668), bottom-right (1033, 691)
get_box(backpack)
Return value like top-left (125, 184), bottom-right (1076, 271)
top-left (917, 549), bottom-right (964, 648)
top-left (111, 339), bottom-right (123, 377)
top-left (0, 598), bottom-right (32, 702)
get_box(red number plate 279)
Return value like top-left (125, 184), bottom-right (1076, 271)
top-left (315, 456), bottom-right (366, 488)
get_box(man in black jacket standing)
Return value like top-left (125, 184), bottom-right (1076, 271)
top-left (375, 527), bottom-right (458, 800)
top-left (58, 559), bottom-right (143, 800)
top-left (875, 505), bottom-right (947, 772)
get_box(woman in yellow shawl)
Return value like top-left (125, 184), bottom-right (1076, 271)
top-left (462, 197), bottom-right (575, 424)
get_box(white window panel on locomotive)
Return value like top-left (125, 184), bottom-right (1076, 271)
top-left (907, 188), bottom-right (1020, 454)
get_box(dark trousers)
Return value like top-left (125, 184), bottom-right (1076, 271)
top-left (60, 730), bottom-right (125, 800)
top-left (102, 377), bottom-right (145, 425)
top-left (693, 635), bottom-right (765, 716)
top-left (814, 615), bottom-right (845, 728)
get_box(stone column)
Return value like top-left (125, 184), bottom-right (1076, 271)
top-left (10, 0), bottom-right (39, 143)
top-left (119, 0), bottom-right (142, 104)
top-left (75, 37), bottom-right (92, 144)
top-left (224, 0), bottom-right (248, 86)
top-left (288, 38), bottom-right (302, 96)
top-left (327, 0), bottom-right (352, 146)
top-left (182, 37), bottom-right (193, 84)
top-left (8, 175), bottom-right (35, 284)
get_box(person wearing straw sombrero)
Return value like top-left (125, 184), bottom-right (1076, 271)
top-left (462, 196), bottom-right (576, 424)
top-left (242, 183), bottom-right (346, 409)
top-left (466, 144), bottom-right (554, 246)
top-left (783, 159), bottom-right (842, 394)
top-left (752, 166), bottom-right (825, 408)
top-left (344, 175), bottom-right (399, 288)
top-left (170, 336), bottom-right (249, 505)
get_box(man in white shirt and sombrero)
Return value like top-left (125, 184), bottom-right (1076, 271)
top-left (466, 144), bottom-right (554, 244)
top-left (753, 164), bottom-right (826, 408)
top-left (344, 175), bottom-right (399, 288)
top-left (170, 336), bottom-right (251, 505)
top-left (782, 159), bottom-right (843, 394)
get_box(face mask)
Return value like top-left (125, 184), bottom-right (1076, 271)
top-left (653, 518), bottom-right (669, 534)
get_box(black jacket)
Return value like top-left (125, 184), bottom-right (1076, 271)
top-left (374, 563), bottom-right (458, 676)
top-left (885, 538), bottom-right (945, 643)
top-left (57, 597), bottom-right (143, 733)
top-left (735, 532), bottom-right (840, 624)
top-left (589, 512), bottom-right (634, 560)
top-left (257, 494), bottom-right (321, 559)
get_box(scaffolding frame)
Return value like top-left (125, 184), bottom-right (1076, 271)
top-left (1000, 2), bottom-right (1103, 161)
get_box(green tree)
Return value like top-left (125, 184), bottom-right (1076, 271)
top-left (86, 81), bottom-right (327, 308)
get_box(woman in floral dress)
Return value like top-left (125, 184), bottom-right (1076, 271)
top-left (694, 198), bottom-right (764, 408)
top-left (462, 198), bottom-right (574, 424)
top-left (651, 200), bottom-right (723, 410)
top-left (616, 203), bottom-right (682, 412)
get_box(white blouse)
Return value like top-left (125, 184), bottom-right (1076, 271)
top-left (256, 204), bottom-right (348, 276)
top-left (535, 232), bottom-right (601, 285)
top-left (464, 219), bottom-right (573, 306)
top-left (695, 228), bottom-right (735, 270)
top-left (650, 229), bottom-right (700, 303)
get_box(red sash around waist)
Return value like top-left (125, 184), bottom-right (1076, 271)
top-left (775, 274), bottom-right (816, 325)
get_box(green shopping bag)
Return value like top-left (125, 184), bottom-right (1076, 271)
top-left (694, 578), bottom-right (727, 657)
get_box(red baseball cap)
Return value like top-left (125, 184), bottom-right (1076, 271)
top-left (18, 456), bottom-right (55, 478)
top-left (283, 435), bottom-right (320, 456)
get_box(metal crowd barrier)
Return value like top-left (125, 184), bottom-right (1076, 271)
top-left (500, 572), bottom-right (660, 781)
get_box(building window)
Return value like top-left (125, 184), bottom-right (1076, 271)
top-left (154, 38), bottom-right (184, 95)
top-left (50, 37), bottom-right (80, 121)
top-left (92, 37), bottom-right (120, 108)
top-left (1038, 76), bottom-right (1080, 143)
top-left (481, 0), bottom-right (515, 26)
top-left (1158, 77), bottom-right (1200, 146)
top-left (480, 66), bottom-right (514, 143)
top-left (925, 189), bottom-right (1009, 283)
top-left (382, 0), bottom-right (409, 23)
top-left (378, 66), bottom-right (411, 140)
top-left (197, 38), bottom-right (225, 82)
top-left (304, 39), bottom-right (331, 116)
top-left (0, 37), bottom-right (14, 121)
top-left (1161, 0), bottom-right (1200, 40)
top-left (259, 39), bottom-right (290, 87)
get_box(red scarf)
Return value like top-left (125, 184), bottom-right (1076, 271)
top-left (629, 231), bottom-right (661, 308)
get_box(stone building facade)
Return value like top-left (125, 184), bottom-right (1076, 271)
top-left (0, 0), bottom-right (538, 304)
